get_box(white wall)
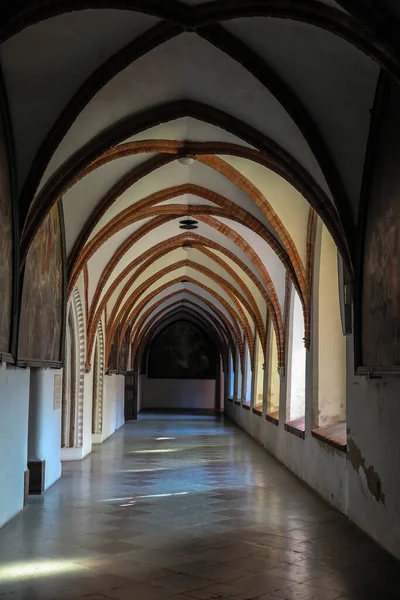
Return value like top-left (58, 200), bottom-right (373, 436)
top-left (225, 397), bottom-right (348, 517)
top-left (226, 332), bottom-right (400, 562)
top-left (102, 374), bottom-right (125, 440)
top-left (28, 368), bottom-right (62, 490)
top-left (0, 364), bottom-right (30, 527)
top-left (346, 338), bottom-right (400, 560)
top-left (142, 377), bottom-right (216, 411)
top-left (116, 375), bottom-right (125, 429)
top-left (82, 370), bottom-right (93, 456)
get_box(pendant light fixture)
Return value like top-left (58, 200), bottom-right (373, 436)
top-left (179, 217), bottom-right (198, 231)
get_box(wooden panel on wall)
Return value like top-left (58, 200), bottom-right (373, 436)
top-left (0, 91), bottom-right (13, 359)
top-left (358, 73), bottom-right (400, 374)
top-left (18, 203), bottom-right (64, 366)
top-left (148, 319), bottom-right (218, 379)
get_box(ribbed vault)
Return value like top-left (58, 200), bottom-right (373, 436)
top-left (2, 0), bottom-right (398, 379)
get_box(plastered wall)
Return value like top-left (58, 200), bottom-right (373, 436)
top-left (28, 368), bottom-right (62, 490)
top-left (346, 338), bottom-right (400, 560)
top-left (226, 333), bottom-right (400, 561)
top-left (225, 403), bottom-right (348, 515)
top-left (0, 364), bottom-right (30, 527)
top-left (102, 374), bottom-right (125, 440)
top-left (142, 376), bottom-right (216, 411)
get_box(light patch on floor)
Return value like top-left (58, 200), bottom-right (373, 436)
top-left (0, 414), bottom-right (398, 600)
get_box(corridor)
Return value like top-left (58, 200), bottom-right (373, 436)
top-left (1, 415), bottom-right (399, 600)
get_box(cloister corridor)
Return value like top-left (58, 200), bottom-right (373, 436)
top-left (0, 414), bottom-right (399, 600)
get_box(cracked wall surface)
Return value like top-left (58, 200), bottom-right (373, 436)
top-left (347, 431), bottom-right (385, 505)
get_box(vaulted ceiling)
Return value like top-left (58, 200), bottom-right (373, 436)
top-left (2, 0), bottom-right (397, 369)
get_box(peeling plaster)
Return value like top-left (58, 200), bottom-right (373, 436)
top-left (316, 438), bottom-right (337, 457)
top-left (347, 430), bottom-right (385, 505)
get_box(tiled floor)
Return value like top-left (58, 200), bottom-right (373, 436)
top-left (0, 414), bottom-right (399, 600)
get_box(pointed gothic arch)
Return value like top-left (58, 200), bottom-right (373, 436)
top-left (62, 288), bottom-right (85, 449)
top-left (92, 320), bottom-right (105, 438)
top-left (62, 307), bottom-right (76, 448)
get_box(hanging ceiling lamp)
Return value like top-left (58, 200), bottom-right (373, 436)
top-left (179, 217), bottom-right (198, 231)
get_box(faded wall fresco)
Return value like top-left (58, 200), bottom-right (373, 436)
top-left (148, 320), bottom-right (217, 379)
top-left (18, 204), bottom-right (63, 363)
top-left (108, 326), bottom-right (119, 372)
top-left (119, 326), bottom-right (130, 374)
top-left (362, 76), bottom-right (400, 370)
top-left (0, 109), bottom-right (13, 354)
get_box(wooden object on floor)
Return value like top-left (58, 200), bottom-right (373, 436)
top-left (27, 460), bottom-right (45, 495)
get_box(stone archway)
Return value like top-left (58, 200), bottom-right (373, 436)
top-left (92, 320), bottom-right (104, 442)
top-left (62, 288), bottom-right (85, 451)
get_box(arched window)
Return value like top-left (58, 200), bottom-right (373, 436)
top-left (62, 289), bottom-right (85, 450)
top-left (229, 350), bottom-right (235, 398)
top-left (312, 225), bottom-right (346, 437)
top-left (266, 325), bottom-right (280, 421)
top-left (92, 321), bottom-right (104, 440)
top-left (286, 289), bottom-right (306, 425)
top-left (235, 345), bottom-right (242, 401)
top-left (243, 341), bottom-right (252, 405)
top-left (62, 308), bottom-right (77, 448)
top-left (254, 334), bottom-right (264, 410)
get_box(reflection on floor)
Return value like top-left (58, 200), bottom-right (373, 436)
top-left (0, 414), bottom-right (399, 599)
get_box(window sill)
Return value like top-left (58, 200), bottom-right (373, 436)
top-left (234, 400), bottom-right (240, 406)
top-left (312, 422), bottom-right (347, 453)
top-left (252, 407), bottom-right (262, 416)
top-left (284, 417), bottom-right (305, 440)
top-left (266, 411), bottom-right (279, 426)
top-left (227, 397), bottom-right (233, 403)
top-left (242, 403), bottom-right (251, 411)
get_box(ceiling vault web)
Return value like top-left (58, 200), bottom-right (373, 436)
top-left (4, 0), bottom-right (399, 371)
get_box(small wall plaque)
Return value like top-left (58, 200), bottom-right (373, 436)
top-left (53, 374), bottom-right (62, 410)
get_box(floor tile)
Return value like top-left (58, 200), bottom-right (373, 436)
top-left (0, 414), bottom-right (398, 600)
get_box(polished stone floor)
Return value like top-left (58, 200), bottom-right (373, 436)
top-left (0, 414), bottom-right (399, 600)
